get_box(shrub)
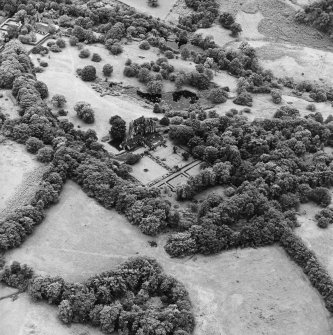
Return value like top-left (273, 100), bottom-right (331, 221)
top-left (37, 147), bottom-right (54, 163)
top-left (315, 208), bottom-right (333, 228)
top-left (91, 53), bottom-right (101, 62)
top-left (51, 94), bottom-right (67, 108)
top-left (139, 40), bottom-right (150, 50)
top-left (233, 92), bottom-right (253, 107)
top-left (56, 38), bottom-right (66, 48)
top-left (271, 89), bottom-right (282, 104)
top-left (79, 49), bottom-right (90, 58)
top-left (164, 50), bottom-right (174, 59)
top-left (181, 47), bottom-right (190, 60)
top-left (74, 102), bottom-right (95, 124)
top-left (80, 65), bottom-right (96, 81)
top-left (103, 64), bottom-right (113, 77)
top-left (40, 61), bottom-right (48, 68)
top-left (34, 67), bottom-right (44, 73)
top-left (123, 66), bottom-right (137, 77)
top-left (230, 23), bottom-right (242, 36)
top-left (148, 0), bottom-right (159, 7)
top-left (160, 116), bottom-right (170, 126)
top-left (125, 153), bottom-right (141, 165)
top-left (26, 137), bottom-right (44, 154)
top-left (69, 36), bottom-right (79, 46)
top-left (50, 44), bottom-right (61, 53)
top-left (110, 43), bottom-right (123, 55)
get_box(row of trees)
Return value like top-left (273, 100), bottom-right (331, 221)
top-left (0, 257), bottom-right (195, 335)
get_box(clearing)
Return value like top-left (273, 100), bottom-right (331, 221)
top-left (0, 139), bottom-right (45, 219)
top-left (119, 0), bottom-right (178, 20)
top-left (3, 181), bottom-right (332, 334)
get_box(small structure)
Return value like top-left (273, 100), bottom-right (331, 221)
top-left (0, 18), bottom-right (22, 36)
top-left (120, 116), bottom-right (163, 151)
top-left (36, 22), bottom-right (50, 35)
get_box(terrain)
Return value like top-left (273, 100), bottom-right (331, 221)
top-left (1, 0), bottom-right (333, 335)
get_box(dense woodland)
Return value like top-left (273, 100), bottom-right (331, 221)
top-left (295, 0), bottom-right (333, 35)
top-left (0, 257), bottom-right (195, 335)
top-left (1, 0), bottom-right (333, 332)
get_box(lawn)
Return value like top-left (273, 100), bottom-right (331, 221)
top-left (130, 155), bottom-right (168, 184)
top-left (167, 173), bottom-right (189, 188)
top-left (151, 141), bottom-right (194, 169)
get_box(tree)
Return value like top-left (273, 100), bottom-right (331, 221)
top-left (208, 87), bottom-right (228, 103)
top-left (51, 94), bottom-right (67, 108)
top-left (80, 65), bottom-right (96, 81)
top-left (160, 116), bottom-right (170, 126)
top-left (169, 125), bottom-right (195, 145)
top-left (233, 92), bottom-right (253, 107)
top-left (219, 12), bottom-right (235, 28)
top-left (107, 22), bottom-right (125, 40)
top-left (230, 23), bottom-right (242, 36)
top-left (110, 115), bottom-right (126, 141)
top-left (37, 147), bottom-right (54, 163)
top-left (26, 137), bottom-right (44, 154)
top-left (181, 47), bottom-right (190, 60)
top-left (103, 64), bottom-right (113, 77)
top-left (74, 102), bottom-right (95, 124)
top-left (34, 81), bottom-right (49, 99)
top-left (147, 80), bottom-right (163, 95)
